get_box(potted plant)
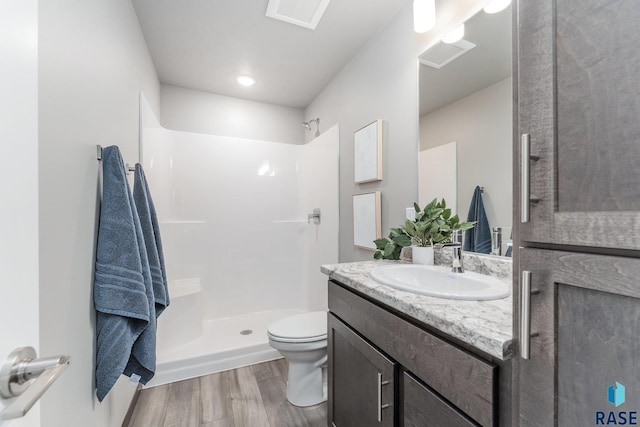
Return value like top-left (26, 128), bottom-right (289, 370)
top-left (373, 198), bottom-right (474, 264)
top-left (373, 226), bottom-right (412, 261)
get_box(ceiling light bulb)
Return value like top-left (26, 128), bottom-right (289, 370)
top-left (413, 0), bottom-right (436, 34)
top-left (236, 75), bottom-right (256, 87)
top-left (442, 24), bottom-right (464, 44)
top-left (483, 0), bottom-right (511, 14)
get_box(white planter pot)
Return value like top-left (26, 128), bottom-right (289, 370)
top-left (412, 246), bottom-right (434, 265)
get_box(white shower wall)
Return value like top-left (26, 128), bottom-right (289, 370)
top-left (139, 93), bottom-right (338, 385)
top-left (144, 127), bottom-right (339, 319)
top-left (148, 133), bottom-right (301, 317)
top-left (297, 127), bottom-right (340, 311)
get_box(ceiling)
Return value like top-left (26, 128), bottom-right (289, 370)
top-left (419, 4), bottom-right (512, 116)
top-left (132, 0), bottom-right (410, 109)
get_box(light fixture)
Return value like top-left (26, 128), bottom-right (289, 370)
top-left (442, 24), bottom-right (464, 44)
top-left (413, 0), bottom-right (436, 34)
top-left (236, 75), bottom-right (256, 87)
top-left (483, 0), bottom-right (511, 14)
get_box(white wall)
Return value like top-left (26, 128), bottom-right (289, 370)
top-left (304, 0), bottom-right (487, 262)
top-left (161, 84), bottom-right (305, 144)
top-left (420, 77), bottom-right (512, 235)
top-left (0, 1), bottom-right (39, 426)
top-left (38, 1), bottom-right (160, 426)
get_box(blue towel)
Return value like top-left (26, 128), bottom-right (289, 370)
top-left (463, 186), bottom-right (491, 254)
top-left (133, 163), bottom-right (169, 316)
top-left (94, 146), bottom-right (156, 402)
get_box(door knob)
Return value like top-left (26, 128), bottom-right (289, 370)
top-left (0, 347), bottom-right (70, 420)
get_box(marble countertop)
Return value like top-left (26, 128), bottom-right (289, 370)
top-left (321, 260), bottom-right (513, 360)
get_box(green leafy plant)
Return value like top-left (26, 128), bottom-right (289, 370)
top-left (373, 227), bottom-right (412, 260)
top-left (405, 198), bottom-right (474, 247)
top-left (373, 198), bottom-right (475, 260)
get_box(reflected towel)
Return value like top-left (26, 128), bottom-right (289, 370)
top-left (94, 146), bottom-right (156, 402)
top-left (463, 186), bottom-right (491, 254)
top-left (133, 163), bottom-right (169, 316)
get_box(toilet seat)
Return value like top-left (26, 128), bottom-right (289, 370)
top-left (268, 333), bottom-right (326, 344)
top-left (267, 311), bottom-right (327, 343)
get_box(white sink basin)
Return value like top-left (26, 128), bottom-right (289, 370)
top-left (370, 264), bottom-right (511, 301)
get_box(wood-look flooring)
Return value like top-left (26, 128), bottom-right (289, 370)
top-left (126, 359), bottom-right (327, 427)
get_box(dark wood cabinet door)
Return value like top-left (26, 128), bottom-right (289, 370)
top-left (516, 0), bottom-right (640, 250)
top-left (329, 281), bottom-right (498, 427)
top-left (328, 313), bottom-right (396, 427)
top-left (517, 248), bottom-right (640, 426)
top-left (401, 371), bottom-right (479, 427)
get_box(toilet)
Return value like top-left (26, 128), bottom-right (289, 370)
top-left (267, 311), bottom-right (328, 407)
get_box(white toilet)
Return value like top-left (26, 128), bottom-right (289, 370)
top-left (267, 311), bottom-right (328, 407)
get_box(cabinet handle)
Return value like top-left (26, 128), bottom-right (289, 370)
top-left (521, 134), bottom-right (531, 223)
top-left (520, 271), bottom-right (532, 360)
top-left (377, 372), bottom-right (390, 422)
top-left (520, 134), bottom-right (540, 223)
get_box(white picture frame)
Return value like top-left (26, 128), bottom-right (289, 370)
top-left (354, 119), bottom-right (382, 183)
top-left (353, 191), bottom-right (381, 250)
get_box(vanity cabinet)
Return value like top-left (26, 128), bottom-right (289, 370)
top-left (401, 371), bottom-right (478, 427)
top-left (328, 280), bottom-right (509, 427)
top-left (514, 1), bottom-right (640, 425)
top-left (516, 0), bottom-right (640, 251)
top-left (517, 249), bottom-right (640, 426)
top-left (328, 313), bottom-right (395, 427)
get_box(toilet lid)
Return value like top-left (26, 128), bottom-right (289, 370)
top-left (267, 311), bottom-right (327, 342)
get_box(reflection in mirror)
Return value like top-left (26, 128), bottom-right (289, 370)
top-left (418, 5), bottom-right (512, 257)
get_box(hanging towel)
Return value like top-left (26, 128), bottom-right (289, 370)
top-left (133, 163), bottom-right (169, 316)
top-left (463, 186), bottom-right (492, 254)
top-left (94, 146), bottom-right (157, 402)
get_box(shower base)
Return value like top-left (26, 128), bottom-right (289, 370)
top-left (146, 308), bottom-right (304, 387)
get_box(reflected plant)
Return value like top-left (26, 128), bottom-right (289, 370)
top-left (373, 198), bottom-right (474, 260)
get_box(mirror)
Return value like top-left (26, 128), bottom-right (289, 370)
top-left (418, 5), bottom-right (512, 257)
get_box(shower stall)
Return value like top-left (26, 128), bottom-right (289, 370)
top-left (139, 98), bottom-right (339, 387)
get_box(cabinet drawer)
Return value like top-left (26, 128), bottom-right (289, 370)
top-left (402, 371), bottom-right (479, 427)
top-left (329, 281), bottom-right (497, 427)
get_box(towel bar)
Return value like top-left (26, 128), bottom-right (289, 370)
top-left (97, 144), bottom-right (135, 174)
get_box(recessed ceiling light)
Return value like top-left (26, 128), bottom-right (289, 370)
top-left (483, 0), bottom-right (511, 14)
top-left (413, 0), bottom-right (436, 34)
top-left (236, 75), bottom-right (256, 87)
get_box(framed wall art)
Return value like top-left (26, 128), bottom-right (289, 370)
top-left (353, 191), bottom-right (381, 250)
top-left (354, 119), bottom-right (382, 183)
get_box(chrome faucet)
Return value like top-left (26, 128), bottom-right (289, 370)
top-left (491, 227), bottom-right (503, 256)
top-left (450, 229), bottom-right (464, 273)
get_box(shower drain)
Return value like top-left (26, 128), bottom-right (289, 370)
top-left (240, 329), bottom-right (253, 335)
